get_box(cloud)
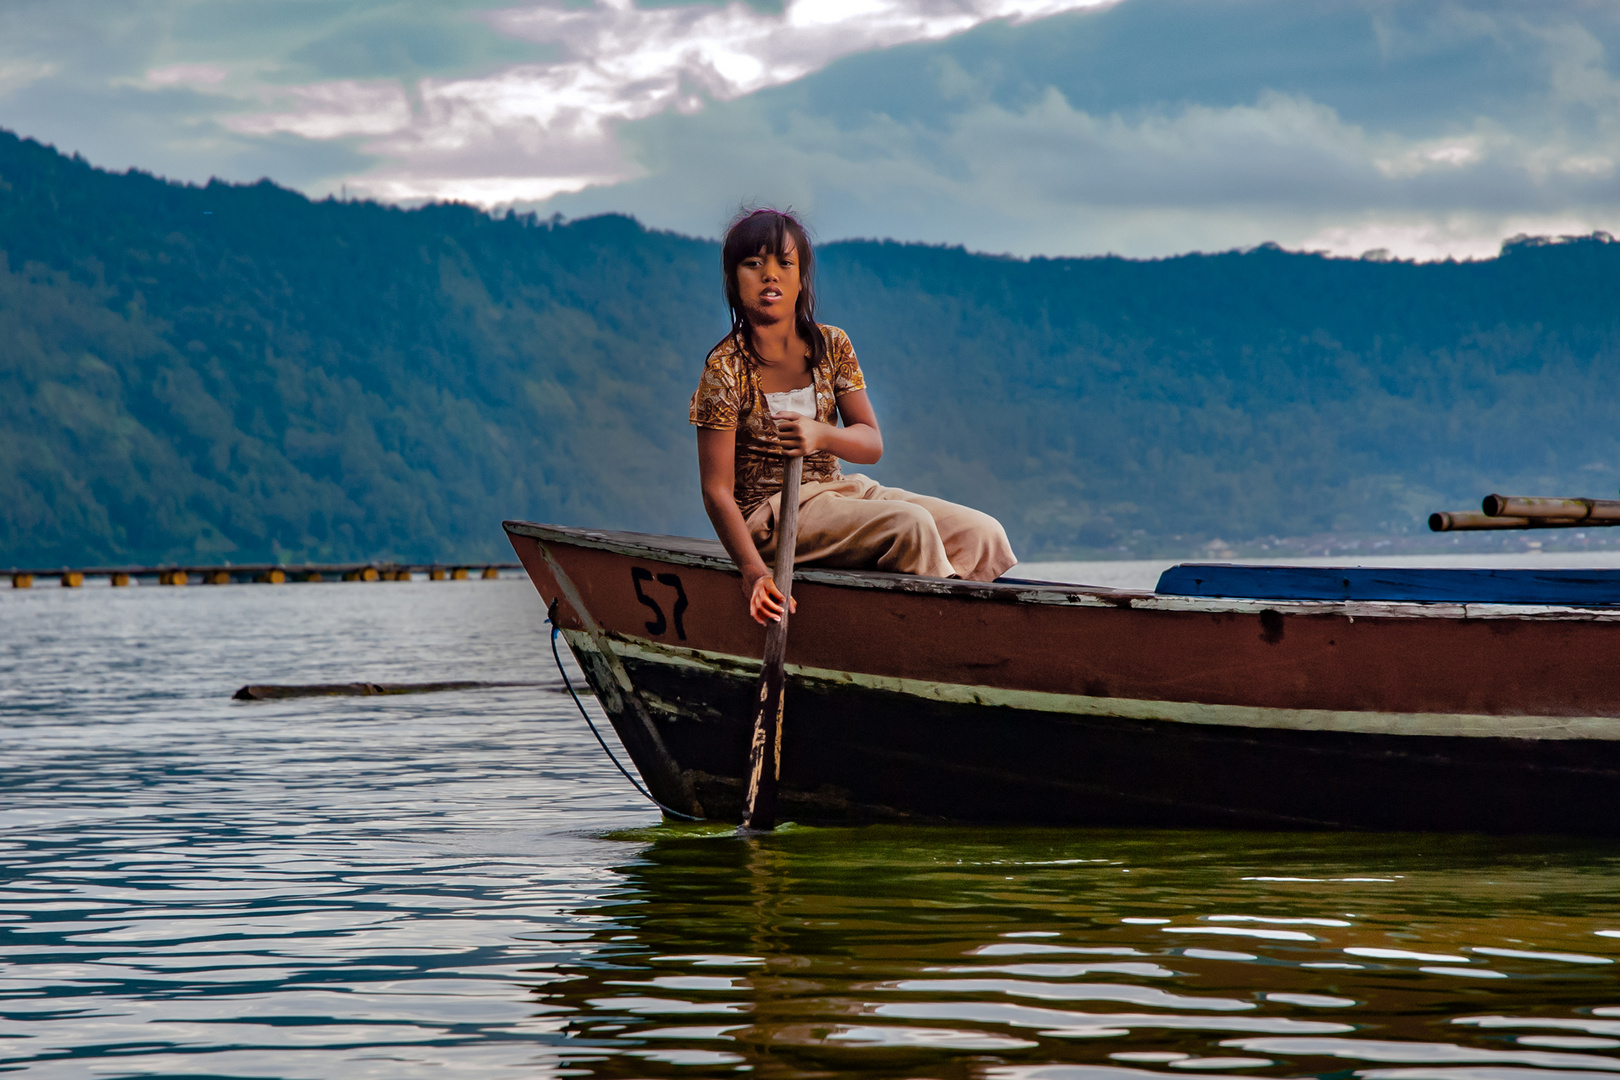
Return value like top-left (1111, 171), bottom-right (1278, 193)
top-left (145, 63), bottom-right (228, 88)
top-left (0, 60), bottom-right (57, 97)
top-left (0, 0), bottom-right (546, 186)
top-left (529, 0), bottom-right (1620, 257)
top-left (3, 0), bottom-right (1620, 258)
top-left (224, 0), bottom-right (1119, 202)
top-left (229, 80), bottom-right (412, 139)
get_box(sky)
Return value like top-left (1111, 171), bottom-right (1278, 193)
top-left (2, 0), bottom-right (1619, 259)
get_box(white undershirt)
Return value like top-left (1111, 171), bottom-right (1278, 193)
top-left (764, 385), bottom-right (816, 420)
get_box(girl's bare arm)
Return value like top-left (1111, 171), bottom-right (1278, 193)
top-left (696, 427), bottom-right (795, 624)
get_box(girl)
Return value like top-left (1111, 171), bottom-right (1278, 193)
top-left (690, 209), bottom-right (1016, 625)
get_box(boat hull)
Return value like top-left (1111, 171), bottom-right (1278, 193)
top-left (507, 521), bottom-right (1620, 833)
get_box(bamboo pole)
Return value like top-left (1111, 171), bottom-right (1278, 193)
top-left (1484, 495), bottom-right (1620, 521)
top-left (1430, 512), bottom-right (1539, 532)
top-left (1430, 495), bottom-right (1620, 532)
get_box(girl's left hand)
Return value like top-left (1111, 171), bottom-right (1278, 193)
top-left (773, 412), bottom-right (830, 457)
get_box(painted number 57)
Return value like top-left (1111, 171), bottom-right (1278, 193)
top-left (630, 568), bottom-right (688, 640)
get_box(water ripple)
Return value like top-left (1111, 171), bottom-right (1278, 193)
top-left (8, 580), bottom-right (1620, 1076)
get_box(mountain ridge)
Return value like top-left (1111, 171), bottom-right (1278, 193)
top-left (3, 128), bottom-right (1619, 566)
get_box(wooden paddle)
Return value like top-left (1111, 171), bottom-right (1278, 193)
top-left (741, 453), bottom-right (803, 831)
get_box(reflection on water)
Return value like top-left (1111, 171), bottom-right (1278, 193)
top-left (541, 827), bottom-right (1620, 1078)
top-left (5, 570), bottom-right (1620, 1076)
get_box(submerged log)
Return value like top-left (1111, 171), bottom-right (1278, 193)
top-left (2, 562), bottom-right (516, 588)
top-left (232, 680), bottom-right (547, 700)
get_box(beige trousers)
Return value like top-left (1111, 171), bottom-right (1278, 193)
top-left (745, 474), bottom-right (1017, 582)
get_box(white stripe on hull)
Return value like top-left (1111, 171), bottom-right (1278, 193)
top-left (567, 631), bottom-right (1620, 742)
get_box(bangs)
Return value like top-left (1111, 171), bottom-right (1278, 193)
top-left (723, 210), bottom-right (799, 265)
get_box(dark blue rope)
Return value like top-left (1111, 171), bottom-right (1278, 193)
top-left (548, 606), bottom-right (702, 822)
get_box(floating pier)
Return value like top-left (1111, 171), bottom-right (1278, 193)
top-left (7, 562), bottom-right (519, 588)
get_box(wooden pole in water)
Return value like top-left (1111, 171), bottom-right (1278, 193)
top-left (741, 455), bottom-right (803, 832)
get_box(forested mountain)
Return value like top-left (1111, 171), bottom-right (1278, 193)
top-left (3, 127), bottom-right (1620, 566)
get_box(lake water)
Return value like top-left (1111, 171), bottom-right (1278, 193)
top-left (7, 557), bottom-right (1620, 1078)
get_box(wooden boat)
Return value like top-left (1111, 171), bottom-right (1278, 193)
top-left (506, 520), bottom-right (1620, 834)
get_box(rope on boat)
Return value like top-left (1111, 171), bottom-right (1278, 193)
top-left (549, 602), bottom-right (703, 821)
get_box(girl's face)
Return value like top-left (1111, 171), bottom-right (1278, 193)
top-left (736, 241), bottom-right (801, 324)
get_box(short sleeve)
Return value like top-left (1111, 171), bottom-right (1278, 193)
top-left (825, 326), bottom-right (866, 394)
top-left (690, 349), bottom-right (743, 430)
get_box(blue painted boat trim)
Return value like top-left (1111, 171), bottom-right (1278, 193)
top-left (1155, 564), bottom-right (1620, 606)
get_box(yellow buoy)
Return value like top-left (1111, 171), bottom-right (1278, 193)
top-left (393, 569), bottom-right (412, 582)
top-left (206, 570), bottom-right (231, 585)
top-left (430, 568), bottom-right (446, 581)
top-left (361, 567), bottom-right (379, 582)
top-left (61, 571), bottom-right (85, 588)
top-left (451, 567), bottom-right (468, 580)
top-left (303, 571), bottom-right (322, 583)
top-left (11, 573), bottom-right (33, 588)
top-left (481, 567), bottom-right (499, 579)
top-left (255, 568), bottom-right (286, 584)
top-left (160, 570), bottom-right (188, 586)
top-left (110, 573), bottom-right (131, 587)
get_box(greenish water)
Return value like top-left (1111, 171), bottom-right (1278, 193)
top-left (564, 826), bottom-right (1620, 1078)
top-left (5, 572), bottom-right (1620, 1078)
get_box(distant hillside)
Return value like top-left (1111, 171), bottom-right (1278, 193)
top-left (3, 128), bottom-right (1620, 566)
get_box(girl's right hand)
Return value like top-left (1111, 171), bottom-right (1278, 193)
top-left (772, 411), bottom-right (829, 457)
top-left (747, 571), bottom-right (798, 625)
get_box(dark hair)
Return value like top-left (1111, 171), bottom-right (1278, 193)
top-left (719, 208), bottom-right (826, 368)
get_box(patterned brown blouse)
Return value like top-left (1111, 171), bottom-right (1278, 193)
top-left (689, 324), bottom-right (867, 517)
